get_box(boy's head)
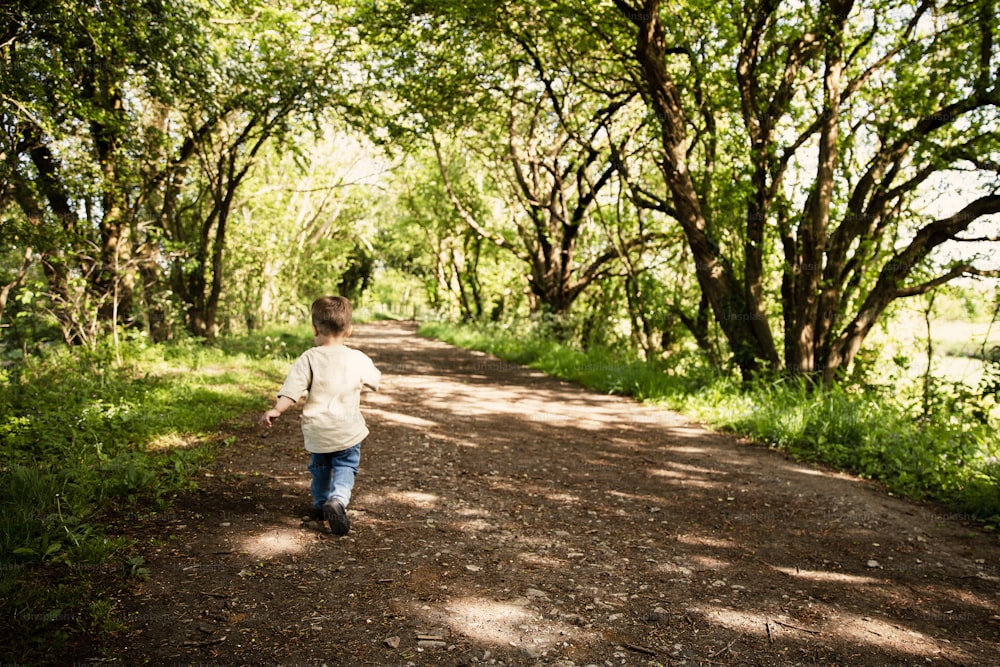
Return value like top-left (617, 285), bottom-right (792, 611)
top-left (311, 296), bottom-right (353, 336)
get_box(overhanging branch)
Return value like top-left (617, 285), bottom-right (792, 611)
top-left (430, 134), bottom-right (522, 257)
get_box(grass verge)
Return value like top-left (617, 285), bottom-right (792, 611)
top-left (0, 327), bottom-right (310, 662)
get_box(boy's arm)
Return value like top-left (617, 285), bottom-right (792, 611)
top-left (261, 395), bottom-right (296, 427)
top-left (362, 356), bottom-right (381, 391)
top-left (263, 352), bottom-right (312, 426)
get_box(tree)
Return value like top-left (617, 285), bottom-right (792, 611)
top-left (358, 0), bottom-right (999, 380)
top-left (377, 147), bottom-right (517, 322)
top-left (147, 1), bottom-right (357, 338)
top-left (430, 97), bottom-right (631, 317)
top-left (612, 0), bottom-right (1000, 382)
top-left (1, 0), bottom-right (361, 341)
top-left (1, 0), bottom-right (213, 342)
top-left (223, 129), bottom-right (388, 332)
top-left (363, 1), bottom-right (668, 320)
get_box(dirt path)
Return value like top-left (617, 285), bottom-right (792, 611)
top-left (109, 321), bottom-right (998, 666)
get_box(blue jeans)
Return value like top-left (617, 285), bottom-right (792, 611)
top-left (308, 444), bottom-right (361, 510)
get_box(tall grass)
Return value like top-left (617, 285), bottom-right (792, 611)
top-left (420, 321), bottom-right (1000, 527)
top-left (0, 328), bottom-right (303, 661)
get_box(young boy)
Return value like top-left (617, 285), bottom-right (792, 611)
top-left (261, 296), bottom-right (381, 536)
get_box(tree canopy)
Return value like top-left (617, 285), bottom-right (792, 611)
top-left (2, 0), bottom-right (998, 382)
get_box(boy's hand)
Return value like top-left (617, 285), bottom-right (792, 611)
top-left (262, 396), bottom-right (294, 427)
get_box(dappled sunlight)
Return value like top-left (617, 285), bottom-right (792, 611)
top-left (661, 460), bottom-right (726, 476)
top-left (238, 527), bottom-right (305, 558)
top-left (350, 323), bottom-right (999, 665)
top-left (627, 411), bottom-right (686, 426)
top-left (87, 321), bottom-right (999, 666)
top-left (605, 489), bottom-right (670, 505)
top-left (417, 596), bottom-right (587, 651)
top-left (486, 478), bottom-right (567, 499)
top-left (645, 458), bottom-right (730, 486)
top-left (366, 407), bottom-right (439, 429)
top-left (647, 468), bottom-right (689, 480)
top-left (648, 468), bottom-right (721, 489)
top-left (452, 518), bottom-right (496, 533)
top-left (543, 491), bottom-right (581, 505)
top-left (688, 554), bottom-right (731, 571)
top-left (772, 566), bottom-right (882, 586)
top-left (928, 583), bottom-right (1000, 616)
top-left (786, 465), bottom-right (851, 479)
top-left (836, 613), bottom-right (948, 658)
top-left (384, 490), bottom-right (441, 509)
top-left (147, 432), bottom-right (199, 450)
top-left (694, 603), bottom-right (957, 661)
top-left (518, 551), bottom-right (566, 569)
top-left (676, 534), bottom-right (738, 549)
top-left (524, 410), bottom-right (597, 428)
top-left (695, 606), bottom-right (772, 636)
top-left (669, 445), bottom-right (712, 454)
top-left (454, 506), bottom-right (491, 518)
top-left (447, 507), bottom-right (497, 534)
top-left (387, 375), bottom-right (653, 433)
top-left (669, 427), bottom-right (717, 440)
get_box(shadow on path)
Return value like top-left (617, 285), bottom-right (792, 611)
top-left (112, 321), bottom-right (999, 666)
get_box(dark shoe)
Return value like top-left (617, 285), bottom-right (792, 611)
top-left (306, 506), bottom-right (323, 521)
top-left (323, 498), bottom-right (350, 536)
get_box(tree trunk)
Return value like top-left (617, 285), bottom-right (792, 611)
top-left (788, 4), bottom-right (849, 377)
top-left (617, 0), bottom-right (777, 378)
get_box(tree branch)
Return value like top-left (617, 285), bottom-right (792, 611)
top-left (892, 264), bottom-right (974, 298)
top-left (431, 135), bottom-right (520, 256)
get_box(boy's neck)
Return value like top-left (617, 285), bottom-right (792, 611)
top-left (314, 333), bottom-right (348, 347)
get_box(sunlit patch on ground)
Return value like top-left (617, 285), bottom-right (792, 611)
top-left (238, 527), bottom-right (306, 558)
top-left (543, 491), bottom-right (580, 505)
top-left (688, 554), bottom-right (731, 570)
top-left (694, 606), bottom-right (774, 636)
top-left (670, 428), bottom-right (718, 441)
top-left (366, 407), bottom-right (438, 429)
top-left (454, 506), bottom-right (492, 517)
top-left (418, 596), bottom-right (587, 654)
top-left (675, 534), bottom-right (738, 549)
top-left (772, 566), bottom-right (882, 586)
top-left (517, 551), bottom-right (565, 569)
top-left (837, 613), bottom-right (950, 658)
top-left (147, 432), bottom-right (200, 450)
top-left (381, 490), bottom-right (441, 508)
top-left (668, 445), bottom-right (712, 454)
top-left (648, 468), bottom-right (721, 489)
top-left (452, 517), bottom-right (496, 533)
top-left (695, 604), bottom-right (954, 660)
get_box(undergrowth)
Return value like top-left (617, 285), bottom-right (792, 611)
top-left (420, 320), bottom-right (1000, 529)
top-left (0, 327), bottom-right (304, 662)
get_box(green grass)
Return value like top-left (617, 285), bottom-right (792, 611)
top-left (420, 320), bottom-right (1000, 529)
top-left (0, 329), bottom-right (299, 662)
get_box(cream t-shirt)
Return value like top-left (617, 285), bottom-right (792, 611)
top-left (277, 344), bottom-right (381, 453)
